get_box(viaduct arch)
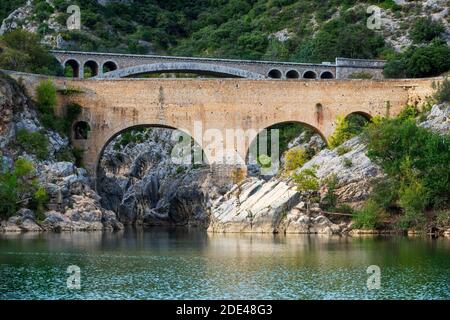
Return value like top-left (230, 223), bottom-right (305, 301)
top-left (7, 72), bottom-right (436, 180)
top-left (98, 62), bottom-right (266, 79)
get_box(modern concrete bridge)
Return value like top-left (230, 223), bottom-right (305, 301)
top-left (8, 71), bottom-right (435, 180)
top-left (50, 50), bottom-right (386, 80)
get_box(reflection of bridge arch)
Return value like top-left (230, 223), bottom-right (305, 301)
top-left (97, 62), bottom-right (266, 79)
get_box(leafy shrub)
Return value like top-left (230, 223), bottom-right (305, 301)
top-left (336, 146), bottom-right (351, 156)
top-left (329, 113), bottom-right (369, 149)
top-left (432, 77), bottom-right (450, 104)
top-left (284, 147), bottom-right (308, 171)
top-left (352, 200), bottom-right (386, 229)
top-left (293, 8), bottom-right (386, 62)
top-left (293, 167), bottom-right (320, 213)
top-left (342, 157), bottom-right (353, 168)
top-left (36, 80), bottom-right (57, 114)
top-left (0, 29), bottom-right (62, 75)
top-left (329, 116), bottom-right (353, 149)
top-left (410, 17), bottom-right (445, 44)
top-left (321, 174), bottom-right (338, 211)
top-left (364, 110), bottom-right (450, 210)
top-left (293, 168), bottom-right (320, 194)
top-left (435, 210), bottom-right (450, 229)
top-left (16, 129), bottom-right (49, 160)
top-left (0, 157), bottom-right (47, 219)
top-left (384, 40), bottom-right (450, 78)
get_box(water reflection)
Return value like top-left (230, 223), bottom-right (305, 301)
top-left (0, 227), bottom-right (449, 299)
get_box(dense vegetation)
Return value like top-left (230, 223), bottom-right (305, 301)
top-left (0, 157), bottom-right (48, 220)
top-left (0, 0), bottom-right (25, 22)
top-left (352, 103), bottom-right (450, 231)
top-left (0, 1), bottom-right (448, 78)
top-left (0, 29), bottom-right (62, 75)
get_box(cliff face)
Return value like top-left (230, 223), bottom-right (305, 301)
top-left (0, 72), bottom-right (123, 232)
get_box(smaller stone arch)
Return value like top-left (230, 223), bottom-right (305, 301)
top-left (73, 121), bottom-right (91, 140)
top-left (303, 70), bottom-right (317, 79)
top-left (102, 60), bottom-right (118, 74)
top-left (320, 71), bottom-right (334, 79)
top-left (345, 111), bottom-right (372, 122)
top-left (268, 69), bottom-right (282, 79)
top-left (63, 59), bottom-right (81, 78)
top-left (84, 60), bottom-right (99, 78)
top-left (286, 70), bottom-right (300, 79)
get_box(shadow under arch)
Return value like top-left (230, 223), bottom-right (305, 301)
top-left (95, 124), bottom-right (210, 189)
top-left (345, 111), bottom-right (372, 122)
top-left (63, 58), bottom-right (81, 78)
top-left (245, 120), bottom-right (327, 175)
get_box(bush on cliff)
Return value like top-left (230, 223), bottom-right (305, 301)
top-left (16, 129), bottom-right (49, 160)
top-left (0, 157), bottom-right (48, 219)
top-left (359, 107), bottom-right (450, 229)
top-left (0, 29), bottom-right (62, 75)
top-left (384, 40), bottom-right (450, 78)
top-left (433, 77), bottom-right (450, 104)
top-left (410, 17), bottom-right (445, 44)
top-left (328, 114), bottom-right (369, 148)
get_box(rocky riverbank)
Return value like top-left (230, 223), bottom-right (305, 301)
top-left (209, 103), bottom-right (450, 237)
top-left (0, 72), bottom-right (449, 237)
top-left (0, 72), bottom-right (123, 232)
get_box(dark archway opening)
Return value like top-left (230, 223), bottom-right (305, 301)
top-left (84, 60), bottom-right (99, 78)
top-left (125, 71), bottom-right (233, 79)
top-left (268, 69), bottom-right (282, 79)
top-left (96, 126), bottom-right (214, 228)
top-left (286, 70), bottom-right (300, 79)
top-left (342, 112), bottom-right (372, 138)
top-left (320, 71), bottom-right (334, 79)
top-left (102, 61), bottom-right (118, 74)
top-left (246, 122), bottom-right (326, 177)
top-left (64, 59), bottom-right (80, 78)
top-left (73, 121), bottom-right (91, 140)
top-left (303, 71), bottom-right (317, 79)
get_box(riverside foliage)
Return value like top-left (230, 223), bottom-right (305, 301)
top-left (355, 106), bottom-right (450, 230)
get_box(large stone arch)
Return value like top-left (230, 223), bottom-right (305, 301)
top-left (96, 62), bottom-right (266, 79)
top-left (94, 123), bottom-right (209, 188)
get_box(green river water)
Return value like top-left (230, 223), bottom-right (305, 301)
top-left (0, 227), bottom-right (449, 300)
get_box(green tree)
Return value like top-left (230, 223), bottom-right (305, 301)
top-left (284, 147), bottom-right (308, 172)
top-left (0, 157), bottom-right (45, 219)
top-left (410, 17), bottom-right (445, 44)
top-left (293, 168), bottom-right (320, 214)
top-left (0, 29), bottom-right (62, 75)
top-left (36, 79), bottom-right (57, 113)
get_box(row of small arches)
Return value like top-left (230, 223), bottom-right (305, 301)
top-left (268, 69), bottom-right (334, 80)
top-left (64, 59), bottom-right (118, 78)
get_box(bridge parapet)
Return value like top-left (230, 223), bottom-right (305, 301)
top-left (51, 50), bottom-right (386, 81)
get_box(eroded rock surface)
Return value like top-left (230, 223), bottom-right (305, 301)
top-left (0, 72), bottom-right (123, 232)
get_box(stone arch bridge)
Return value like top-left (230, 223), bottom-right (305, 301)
top-left (50, 50), bottom-right (387, 80)
top-left (8, 72), bottom-right (435, 181)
